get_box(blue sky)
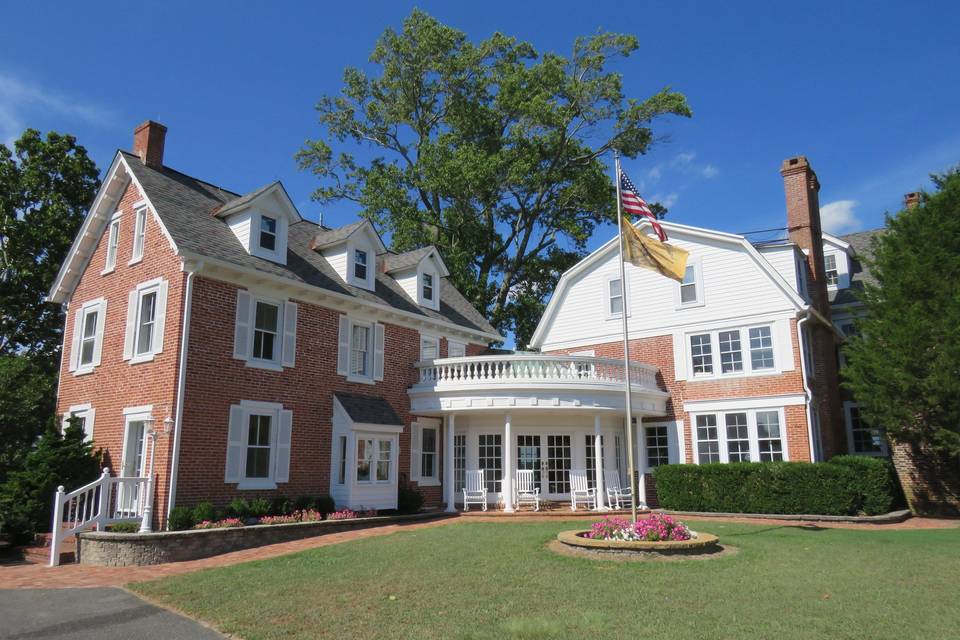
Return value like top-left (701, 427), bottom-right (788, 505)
top-left (3, 0), bottom-right (958, 250)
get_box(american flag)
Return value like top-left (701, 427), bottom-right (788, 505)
top-left (620, 169), bottom-right (667, 241)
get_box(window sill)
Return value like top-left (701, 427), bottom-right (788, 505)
top-left (676, 301), bottom-right (705, 310)
top-left (346, 375), bottom-right (375, 385)
top-left (128, 257), bottom-right (143, 267)
top-left (418, 478), bottom-right (441, 487)
top-left (73, 367), bottom-right (95, 377)
top-left (237, 480), bottom-right (277, 491)
top-left (129, 354), bottom-right (155, 365)
top-left (689, 368), bottom-right (781, 382)
top-left (100, 267), bottom-right (115, 276)
top-left (245, 359), bottom-right (284, 372)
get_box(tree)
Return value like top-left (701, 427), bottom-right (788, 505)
top-left (298, 10), bottom-right (690, 346)
top-left (843, 168), bottom-right (960, 461)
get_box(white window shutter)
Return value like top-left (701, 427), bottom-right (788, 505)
top-left (233, 290), bottom-right (252, 360)
top-left (69, 309), bottom-right (82, 371)
top-left (281, 301), bottom-right (297, 368)
top-left (373, 323), bottom-right (385, 381)
top-left (123, 290), bottom-right (137, 360)
top-left (409, 423), bottom-right (421, 481)
top-left (668, 421), bottom-right (681, 464)
top-left (152, 280), bottom-right (168, 354)
top-left (225, 404), bottom-right (246, 483)
top-left (92, 300), bottom-right (107, 366)
top-left (275, 409), bottom-right (293, 483)
top-left (336, 315), bottom-right (350, 375)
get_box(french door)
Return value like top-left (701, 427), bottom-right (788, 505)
top-left (118, 420), bottom-right (148, 515)
top-left (515, 434), bottom-right (571, 499)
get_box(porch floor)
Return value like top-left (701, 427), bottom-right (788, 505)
top-left (454, 500), bottom-right (652, 517)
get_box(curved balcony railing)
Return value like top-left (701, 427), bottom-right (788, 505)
top-left (412, 354), bottom-right (660, 392)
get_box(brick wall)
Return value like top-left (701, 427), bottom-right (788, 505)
top-left (890, 440), bottom-right (960, 516)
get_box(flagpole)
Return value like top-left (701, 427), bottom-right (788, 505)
top-left (613, 150), bottom-right (639, 524)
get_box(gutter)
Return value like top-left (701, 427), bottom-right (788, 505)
top-left (166, 264), bottom-right (198, 524)
top-left (796, 311), bottom-right (821, 462)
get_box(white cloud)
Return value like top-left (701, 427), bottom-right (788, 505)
top-left (652, 192), bottom-right (679, 209)
top-left (819, 199), bottom-right (862, 234)
top-left (673, 151), bottom-right (696, 166)
top-left (701, 164), bottom-right (719, 179)
top-left (646, 165), bottom-right (662, 183)
top-left (0, 72), bottom-right (115, 148)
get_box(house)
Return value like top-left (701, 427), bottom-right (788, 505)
top-left (50, 121), bottom-right (872, 527)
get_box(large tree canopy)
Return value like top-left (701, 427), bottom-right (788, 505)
top-left (298, 10), bottom-right (690, 346)
top-left (843, 168), bottom-right (960, 458)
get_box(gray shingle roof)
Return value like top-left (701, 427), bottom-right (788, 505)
top-left (830, 228), bottom-right (883, 307)
top-left (310, 220), bottom-right (366, 250)
top-left (120, 152), bottom-right (498, 337)
top-left (334, 392), bottom-right (402, 426)
top-left (382, 246), bottom-right (435, 273)
top-left (214, 181), bottom-right (281, 217)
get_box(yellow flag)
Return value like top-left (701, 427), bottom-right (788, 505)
top-left (621, 216), bottom-right (689, 282)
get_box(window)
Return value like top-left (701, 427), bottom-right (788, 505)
top-left (725, 413), bottom-right (751, 462)
top-left (79, 306), bottom-right (99, 368)
top-left (696, 415), bottom-right (720, 463)
top-left (585, 435), bottom-right (604, 489)
top-left (246, 414), bottom-right (272, 478)
top-left (135, 291), bottom-right (157, 357)
top-left (259, 216), bottom-right (277, 252)
top-left (105, 216), bottom-right (120, 272)
top-left (63, 404), bottom-right (95, 442)
top-left (646, 425), bottom-right (670, 467)
top-left (846, 404), bottom-right (885, 456)
top-left (614, 435), bottom-right (623, 480)
top-left (420, 335), bottom-right (439, 361)
top-left (690, 334), bottom-right (714, 375)
top-left (420, 427), bottom-right (437, 480)
top-left (608, 277), bottom-right (624, 316)
top-left (679, 265), bottom-right (699, 305)
top-left (756, 411), bottom-right (784, 461)
top-left (252, 301), bottom-right (280, 362)
top-left (454, 434), bottom-right (466, 492)
top-left (356, 438), bottom-right (372, 482)
top-left (351, 323), bottom-right (371, 376)
top-left (353, 249), bottom-right (368, 281)
top-left (824, 254), bottom-right (839, 286)
top-left (749, 326), bottom-right (775, 370)
top-left (422, 272), bottom-right (434, 302)
top-left (337, 436), bottom-right (347, 484)
top-left (124, 280), bottom-right (167, 363)
top-left (131, 206), bottom-right (147, 263)
top-left (478, 434), bottom-right (502, 494)
top-left (377, 439), bottom-right (392, 481)
top-left (357, 438), bottom-right (393, 483)
top-left (448, 341), bottom-right (466, 358)
top-left (718, 330), bottom-right (743, 374)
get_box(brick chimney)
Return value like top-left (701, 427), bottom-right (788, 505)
top-left (904, 192), bottom-right (921, 209)
top-left (133, 120), bottom-right (167, 169)
top-left (780, 155), bottom-right (829, 314)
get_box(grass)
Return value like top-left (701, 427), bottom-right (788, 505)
top-left (130, 519), bottom-right (960, 640)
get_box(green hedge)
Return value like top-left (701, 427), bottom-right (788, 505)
top-left (653, 457), bottom-right (897, 516)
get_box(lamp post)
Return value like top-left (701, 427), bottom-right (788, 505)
top-left (139, 415), bottom-right (173, 532)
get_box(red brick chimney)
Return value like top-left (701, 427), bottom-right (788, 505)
top-left (780, 155), bottom-right (829, 314)
top-left (904, 192), bottom-right (921, 209)
top-left (133, 120), bottom-right (167, 169)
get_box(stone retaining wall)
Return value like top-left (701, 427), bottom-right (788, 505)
top-left (78, 512), bottom-right (446, 566)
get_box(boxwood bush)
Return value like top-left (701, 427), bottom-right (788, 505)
top-left (653, 457), bottom-right (897, 516)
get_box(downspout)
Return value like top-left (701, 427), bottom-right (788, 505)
top-left (166, 265), bottom-right (197, 524)
top-left (796, 311), bottom-right (820, 462)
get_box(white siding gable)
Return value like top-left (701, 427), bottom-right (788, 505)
top-left (320, 228), bottom-right (379, 291)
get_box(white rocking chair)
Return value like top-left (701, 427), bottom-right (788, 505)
top-left (462, 469), bottom-right (488, 512)
top-left (514, 469), bottom-right (540, 511)
top-left (604, 469), bottom-right (633, 510)
top-left (569, 469), bottom-right (597, 511)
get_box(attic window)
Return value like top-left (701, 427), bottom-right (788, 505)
top-left (422, 273), bottom-right (434, 301)
top-left (259, 216), bottom-right (277, 252)
top-left (354, 249), bottom-right (368, 281)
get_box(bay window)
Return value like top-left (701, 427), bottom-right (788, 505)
top-left (356, 437), bottom-right (393, 484)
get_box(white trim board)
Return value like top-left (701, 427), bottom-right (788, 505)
top-left (682, 394), bottom-right (806, 413)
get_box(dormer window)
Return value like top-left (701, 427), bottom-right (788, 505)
top-left (422, 273), bottom-right (434, 302)
top-left (259, 216), bottom-right (277, 252)
top-left (824, 254), bottom-right (839, 286)
top-left (354, 249), bottom-right (368, 281)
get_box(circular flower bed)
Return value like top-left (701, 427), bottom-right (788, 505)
top-left (558, 514), bottom-right (720, 557)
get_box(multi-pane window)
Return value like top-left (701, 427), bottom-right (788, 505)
top-left (350, 324), bottom-right (370, 376)
top-left (259, 216), bottom-right (277, 251)
top-left (725, 413), bottom-right (751, 462)
top-left (454, 434), bottom-right (466, 492)
top-left (646, 425), bottom-right (670, 467)
top-left (422, 272), bottom-right (434, 302)
top-left (719, 330), bottom-right (743, 373)
top-left (356, 438), bottom-right (373, 482)
top-left (252, 301), bottom-right (280, 361)
top-left (135, 291), bottom-right (157, 356)
top-left (245, 414), bottom-right (272, 479)
top-left (105, 217), bottom-right (120, 271)
top-left (132, 207), bottom-right (147, 262)
top-left (478, 434), bottom-right (502, 494)
top-left (690, 334), bottom-right (714, 375)
top-left (749, 327), bottom-right (775, 370)
top-left (421, 427), bottom-right (437, 480)
top-left (680, 265), bottom-right (699, 305)
top-left (696, 414), bottom-right (720, 463)
top-left (420, 335), bottom-right (439, 361)
top-left (353, 249), bottom-right (368, 281)
top-left (79, 307), bottom-right (99, 367)
top-left (847, 405), bottom-right (884, 455)
top-left (757, 411), bottom-right (784, 461)
top-left (448, 341), bottom-right (466, 358)
top-left (337, 436), bottom-right (347, 484)
top-left (377, 439), bottom-right (392, 481)
top-left (824, 254), bottom-right (839, 286)
top-left (608, 277), bottom-right (623, 316)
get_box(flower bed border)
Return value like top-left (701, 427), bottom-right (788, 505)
top-left (77, 512), bottom-right (449, 567)
top-left (556, 529), bottom-right (720, 555)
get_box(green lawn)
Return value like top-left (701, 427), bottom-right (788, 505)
top-left (131, 519), bottom-right (960, 640)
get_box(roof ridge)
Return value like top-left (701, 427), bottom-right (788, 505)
top-left (119, 149), bottom-right (242, 199)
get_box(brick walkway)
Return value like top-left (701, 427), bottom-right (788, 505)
top-left (1, 513), bottom-right (955, 589)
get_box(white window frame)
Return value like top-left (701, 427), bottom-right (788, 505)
top-left (824, 253), bottom-right (839, 289)
top-left (420, 334), bottom-right (440, 361)
top-left (422, 271), bottom-right (434, 303)
top-left (418, 267), bottom-right (440, 309)
top-left (132, 280), bottom-right (161, 363)
top-left (676, 259), bottom-right (704, 309)
top-left (605, 274), bottom-right (628, 319)
top-left (129, 204), bottom-right (147, 265)
top-left (250, 297), bottom-right (283, 368)
top-left (844, 401), bottom-right (888, 457)
top-left (258, 215), bottom-right (278, 253)
top-left (347, 238), bottom-right (375, 291)
top-left (74, 298), bottom-right (106, 375)
top-left (62, 403), bottom-right (95, 442)
top-left (796, 256), bottom-right (810, 301)
top-left (238, 400), bottom-right (282, 490)
top-left (688, 323), bottom-right (778, 380)
top-left (337, 435), bottom-right (348, 485)
top-left (447, 340), bottom-right (466, 358)
top-left (103, 212), bottom-right (121, 274)
top-left (692, 407), bottom-right (789, 464)
top-left (355, 435), bottom-right (396, 485)
top-left (349, 319), bottom-right (373, 382)
top-left (419, 425), bottom-right (439, 485)
top-left (120, 405), bottom-right (153, 478)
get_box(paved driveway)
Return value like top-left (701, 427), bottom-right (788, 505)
top-left (0, 588), bottom-right (223, 640)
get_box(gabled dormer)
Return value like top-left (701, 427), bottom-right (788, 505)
top-left (821, 232), bottom-right (855, 291)
top-left (310, 220), bottom-right (386, 292)
top-left (383, 247), bottom-right (450, 311)
top-left (215, 182), bottom-right (302, 265)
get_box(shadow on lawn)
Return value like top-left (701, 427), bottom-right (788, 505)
top-left (720, 523), bottom-right (830, 537)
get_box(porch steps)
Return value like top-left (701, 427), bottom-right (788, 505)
top-left (20, 533), bottom-right (77, 565)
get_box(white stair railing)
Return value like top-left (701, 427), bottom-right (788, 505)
top-left (49, 468), bottom-right (153, 566)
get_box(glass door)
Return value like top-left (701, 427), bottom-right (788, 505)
top-left (516, 435), bottom-right (542, 493)
top-left (544, 435), bottom-right (572, 498)
top-left (118, 420), bottom-right (148, 516)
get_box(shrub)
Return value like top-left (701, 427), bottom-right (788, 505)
top-left (829, 455), bottom-right (899, 515)
top-left (270, 496), bottom-right (293, 516)
top-left (293, 495), bottom-right (317, 512)
top-left (397, 482), bottom-right (424, 514)
top-left (193, 518), bottom-right (243, 530)
top-left (224, 498), bottom-right (251, 520)
top-left (315, 495), bottom-right (336, 516)
top-left (653, 460), bottom-right (898, 516)
top-left (192, 501), bottom-right (217, 524)
top-left (108, 521), bottom-right (141, 534)
top-left (248, 497), bottom-right (271, 518)
top-left (168, 506), bottom-right (196, 531)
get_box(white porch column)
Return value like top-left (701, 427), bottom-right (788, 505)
top-left (635, 414), bottom-right (647, 507)
top-left (593, 414), bottom-right (606, 509)
top-left (502, 413), bottom-right (514, 512)
top-left (444, 413), bottom-right (456, 513)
